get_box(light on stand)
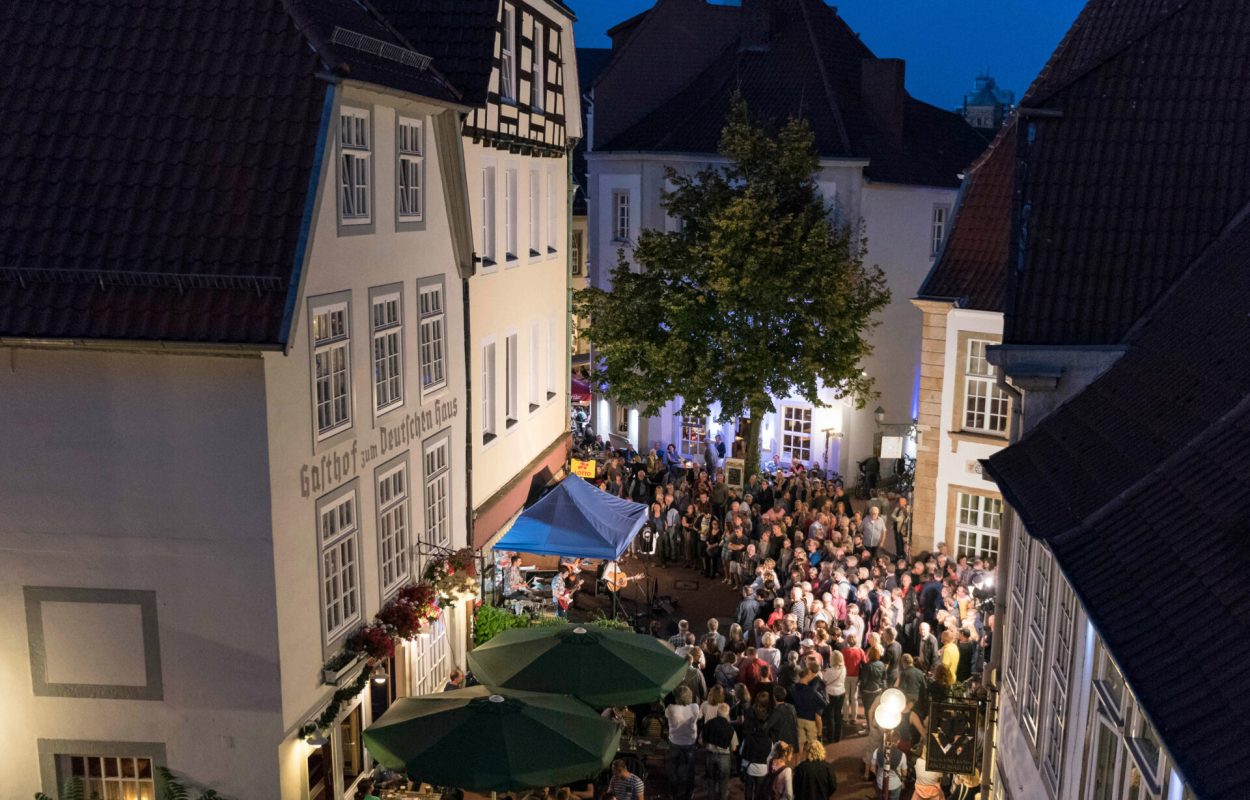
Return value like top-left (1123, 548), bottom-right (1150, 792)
top-left (879, 688), bottom-right (906, 715)
top-left (873, 703), bottom-right (902, 800)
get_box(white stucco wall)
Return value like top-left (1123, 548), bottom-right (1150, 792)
top-left (0, 348), bottom-right (282, 799)
top-left (265, 84), bottom-right (470, 799)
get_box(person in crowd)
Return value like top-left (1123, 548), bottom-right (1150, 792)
top-left (669, 619), bottom-right (692, 649)
top-left (444, 668), bottom-right (465, 692)
top-left (940, 629), bottom-right (961, 679)
top-left (703, 704), bottom-right (737, 800)
top-left (789, 663), bottom-right (826, 754)
top-left (741, 693), bottom-right (775, 800)
top-left (869, 732), bottom-right (907, 800)
top-left (912, 748), bottom-right (946, 800)
top-left (764, 742), bottom-right (794, 800)
top-left (767, 686), bottom-right (800, 752)
top-left (898, 654), bottom-right (927, 708)
top-left (665, 685), bottom-right (701, 800)
top-left (857, 646), bottom-right (887, 734)
top-left (861, 506), bottom-right (886, 558)
top-left (791, 740), bottom-right (837, 800)
top-left (916, 621), bottom-right (940, 674)
top-left (715, 651), bottom-right (740, 692)
top-left (607, 759), bottom-right (646, 800)
top-left (678, 652), bottom-right (707, 703)
top-left (819, 650), bottom-right (846, 743)
top-left (956, 626), bottom-right (979, 683)
top-left (842, 632), bottom-right (866, 729)
top-left (891, 496), bottom-right (912, 560)
top-left (701, 684), bottom-right (731, 723)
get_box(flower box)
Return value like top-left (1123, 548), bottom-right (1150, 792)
top-left (322, 653), bottom-right (365, 686)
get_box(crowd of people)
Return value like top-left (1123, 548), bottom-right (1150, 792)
top-left (586, 445), bottom-right (995, 800)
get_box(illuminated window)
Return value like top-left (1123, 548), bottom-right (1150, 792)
top-left (681, 416), bottom-right (707, 456)
top-left (954, 492), bottom-right (1001, 560)
top-left (59, 755), bottom-right (156, 800)
top-left (781, 406), bottom-right (813, 462)
top-left (964, 338), bottom-right (1009, 434)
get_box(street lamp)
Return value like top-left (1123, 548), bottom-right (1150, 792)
top-left (874, 701), bottom-right (902, 800)
top-left (874, 406), bottom-right (886, 425)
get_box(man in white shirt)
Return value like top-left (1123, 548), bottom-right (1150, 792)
top-left (665, 686), bottom-right (701, 800)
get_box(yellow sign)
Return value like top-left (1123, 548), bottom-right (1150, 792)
top-left (570, 458), bottom-right (597, 479)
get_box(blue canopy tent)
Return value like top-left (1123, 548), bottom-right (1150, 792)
top-left (493, 475), bottom-right (648, 560)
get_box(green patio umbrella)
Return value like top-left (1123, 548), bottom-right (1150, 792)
top-left (468, 623), bottom-right (687, 707)
top-left (364, 685), bottom-right (620, 791)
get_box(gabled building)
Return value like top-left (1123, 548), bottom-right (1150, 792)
top-left (0, 1), bottom-right (485, 797)
top-left (910, 126), bottom-right (1013, 557)
top-left (379, 0), bottom-right (582, 552)
top-left (584, 0), bottom-right (988, 476)
top-left (948, 2), bottom-right (1250, 798)
top-left (959, 72), bottom-right (1015, 130)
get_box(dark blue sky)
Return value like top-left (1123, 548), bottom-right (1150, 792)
top-left (568, 0), bottom-right (1087, 110)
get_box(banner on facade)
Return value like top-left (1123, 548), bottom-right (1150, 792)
top-left (570, 458), bottom-right (597, 479)
top-left (925, 700), bottom-right (980, 774)
top-left (724, 458), bottom-right (745, 491)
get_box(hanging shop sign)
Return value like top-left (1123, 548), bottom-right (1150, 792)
top-left (724, 457), bottom-right (746, 491)
top-left (570, 458), bottom-right (597, 479)
top-left (925, 700), bottom-right (980, 774)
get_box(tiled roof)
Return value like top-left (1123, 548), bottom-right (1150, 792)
top-left (915, 123), bottom-right (1014, 311)
top-left (0, 0), bottom-right (467, 346)
top-left (1004, 0), bottom-right (1250, 345)
top-left (984, 204), bottom-right (1250, 800)
top-left (370, 0), bottom-right (498, 106)
top-left (596, 0), bottom-right (988, 189)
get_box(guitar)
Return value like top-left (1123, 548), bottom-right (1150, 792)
top-left (603, 564), bottom-right (645, 593)
top-left (556, 577), bottom-right (584, 610)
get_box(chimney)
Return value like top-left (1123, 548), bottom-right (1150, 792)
top-left (861, 57), bottom-right (906, 148)
top-left (739, 0), bottom-right (773, 52)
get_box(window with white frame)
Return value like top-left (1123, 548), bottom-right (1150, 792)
top-left (312, 301), bottom-right (351, 438)
top-left (964, 338), bottom-right (1009, 434)
top-left (681, 416), bottom-right (706, 456)
top-left (371, 291), bottom-right (403, 413)
top-left (407, 616), bottom-right (450, 696)
top-left (572, 229), bottom-right (583, 275)
top-left (339, 107), bottom-right (371, 224)
top-left (397, 117), bottom-right (423, 221)
top-left (1042, 580), bottom-right (1077, 789)
top-left (1005, 524), bottom-right (1029, 700)
top-left (615, 404), bottom-right (629, 434)
top-left (376, 460), bottom-right (410, 597)
top-left (505, 168), bottom-right (518, 259)
top-left (500, 4), bottom-right (516, 102)
top-left (423, 434), bottom-right (450, 548)
top-left (529, 322), bottom-right (542, 412)
top-left (418, 280), bottom-right (446, 395)
top-left (58, 755), bottom-right (157, 800)
top-left (612, 190), bottom-right (630, 242)
top-left (505, 332), bottom-right (519, 426)
top-left (1021, 540), bottom-right (1052, 741)
top-left (482, 339), bottom-right (497, 443)
top-left (531, 21), bottom-right (545, 111)
top-left (931, 205), bottom-right (949, 256)
top-left (955, 492), bottom-right (1002, 560)
top-left (547, 170), bottom-right (557, 253)
top-left (481, 166), bottom-right (497, 265)
top-left (319, 486), bottom-right (361, 643)
top-left (781, 406), bottom-right (813, 462)
top-left (546, 316), bottom-right (558, 399)
top-left (529, 170), bottom-right (542, 256)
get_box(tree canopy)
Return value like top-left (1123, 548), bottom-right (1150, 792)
top-left (575, 98), bottom-right (891, 473)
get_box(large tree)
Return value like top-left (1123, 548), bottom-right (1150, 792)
top-left (576, 99), bottom-right (891, 474)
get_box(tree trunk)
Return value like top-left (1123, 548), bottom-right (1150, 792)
top-left (742, 407), bottom-right (764, 477)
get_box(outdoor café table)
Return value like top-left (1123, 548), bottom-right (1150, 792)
top-left (616, 735), bottom-right (671, 761)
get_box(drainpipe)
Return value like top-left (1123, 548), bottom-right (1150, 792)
top-left (566, 136), bottom-right (579, 449)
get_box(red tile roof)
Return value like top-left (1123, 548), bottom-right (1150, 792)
top-left (1004, 0), bottom-right (1250, 345)
top-left (984, 201), bottom-right (1250, 800)
top-left (0, 0), bottom-right (479, 346)
top-left (916, 123), bottom-right (1014, 311)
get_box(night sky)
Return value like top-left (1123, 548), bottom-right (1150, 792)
top-left (567, 0), bottom-right (1088, 110)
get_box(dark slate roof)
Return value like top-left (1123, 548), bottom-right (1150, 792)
top-left (370, 0), bottom-right (499, 107)
top-left (596, 0), bottom-right (987, 189)
top-left (572, 48), bottom-right (613, 216)
top-left (1004, 0), bottom-right (1250, 345)
top-left (916, 123), bottom-right (1014, 311)
top-left (0, 0), bottom-right (465, 346)
top-left (984, 204), bottom-right (1250, 800)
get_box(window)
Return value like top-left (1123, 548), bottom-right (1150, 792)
top-left (312, 301), bottom-right (351, 438)
top-left (964, 338), bottom-right (1009, 434)
top-left (1005, 524), bottom-right (1029, 700)
top-left (319, 487), bottom-right (361, 643)
top-left (407, 616), bottom-right (450, 695)
top-left (339, 107), bottom-right (371, 224)
top-left (1042, 580), bottom-right (1077, 789)
top-left (505, 332), bottom-right (519, 426)
top-left (1021, 540), bottom-right (1052, 741)
top-left (547, 170), bottom-right (557, 253)
top-left (681, 416), bottom-right (706, 456)
top-left (340, 704), bottom-right (365, 789)
top-left (572, 230), bottom-right (583, 275)
top-left (482, 339), bottom-right (497, 443)
top-left (954, 492), bottom-right (1002, 560)
top-left (781, 406), bottom-right (813, 462)
top-left (371, 291), bottom-right (403, 414)
top-left (397, 117), bottom-right (423, 221)
top-left (423, 434), bottom-right (451, 548)
top-left (612, 190), bottom-right (630, 242)
top-left (1095, 642), bottom-right (1127, 721)
top-left (59, 755), bottom-right (156, 800)
top-left (418, 280), bottom-right (446, 395)
top-left (931, 206), bottom-right (949, 256)
top-left (529, 170), bottom-right (542, 256)
top-left (480, 166), bottom-right (497, 265)
top-left (529, 322), bottom-right (542, 412)
top-left (615, 404), bottom-right (629, 434)
top-left (376, 460), bottom-right (410, 597)
top-left (531, 21), bottom-right (545, 111)
top-left (307, 741), bottom-right (334, 800)
top-left (505, 168), bottom-right (518, 259)
top-left (500, 4), bottom-right (516, 102)
top-left (546, 317), bottom-right (558, 399)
